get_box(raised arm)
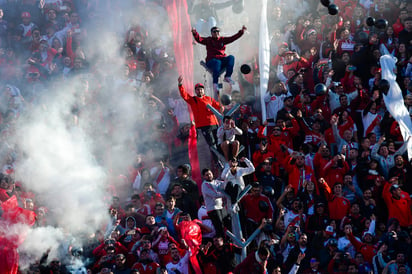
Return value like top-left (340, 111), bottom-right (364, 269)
top-left (191, 28), bottom-right (206, 45)
top-left (238, 157), bottom-right (255, 176)
top-left (178, 75), bottom-right (192, 102)
top-left (221, 26), bottom-right (247, 45)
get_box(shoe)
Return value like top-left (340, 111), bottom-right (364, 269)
top-left (224, 77), bottom-right (235, 85)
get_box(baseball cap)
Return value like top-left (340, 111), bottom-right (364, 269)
top-left (362, 231), bottom-right (373, 239)
top-left (390, 184), bottom-right (400, 192)
top-left (325, 225), bottom-right (335, 236)
top-left (211, 26), bottom-right (220, 33)
top-left (21, 12), bottom-right (31, 18)
top-left (194, 83), bottom-right (204, 89)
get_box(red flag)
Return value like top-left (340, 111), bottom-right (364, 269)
top-left (179, 220), bottom-right (202, 274)
top-left (0, 196), bottom-right (36, 274)
top-left (165, 0), bottom-right (201, 184)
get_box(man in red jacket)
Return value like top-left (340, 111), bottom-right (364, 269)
top-left (178, 75), bottom-right (222, 152)
top-left (192, 25), bottom-right (247, 93)
top-left (318, 178), bottom-right (350, 222)
top-left (240, 182), bottom-right (274, 236)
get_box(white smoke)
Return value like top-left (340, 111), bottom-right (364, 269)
top-left (2, 0), bottom-right (315, 269)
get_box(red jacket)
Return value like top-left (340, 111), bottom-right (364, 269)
top-left (321, 182), bottom-right (350, 220)
top-left (348, 233), bottom-right (377, 263)
top-left (131, 262), bottom-right (160, 274)
top-left (240, 193), bottom-right (274, 223)
top-left (282, 156), bottom-right (317, 195)
top-left (382, 182), bottom-right (412, 227)
top-left (179, 85), bottom-right (221, 128)
top-left (192, 29), bottom-right (244, 62)
top-left (322, 160), bottom-right (350, 186)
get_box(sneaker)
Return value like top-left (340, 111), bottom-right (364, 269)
top-left (224, 77), bottom-right (235, 85)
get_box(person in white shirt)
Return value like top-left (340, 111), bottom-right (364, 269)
top-left (201, 168), bottom-right (227, 237)
top-left (166, 247), bottom-right (191, 274)
top-left (221, 156), bottom-right (255, 212)
top-left (217, 116), bottom-right (243, 161)
top-left (264, 80), bottom-right (291, 126)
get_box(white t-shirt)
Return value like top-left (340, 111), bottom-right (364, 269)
top-left (166, 251), bottom-right (190, 274)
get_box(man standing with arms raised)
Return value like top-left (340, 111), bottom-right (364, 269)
top-left (178, 75), bottom-right (222, 160)
top-left (192, 25), bottom-right (247, 94)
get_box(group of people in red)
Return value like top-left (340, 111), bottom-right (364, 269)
top-left (1, 0), bottom-right (412, 274)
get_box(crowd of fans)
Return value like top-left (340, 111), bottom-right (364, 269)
top-left (1, 0), bottom-right (412, 273)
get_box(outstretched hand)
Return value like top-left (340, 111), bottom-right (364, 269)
top-left (178, 75), bottom-right (183, 85)
top-left (191, 28), bottom-right (197, 35)
top-left (242, 25), bottom-right (247, 32)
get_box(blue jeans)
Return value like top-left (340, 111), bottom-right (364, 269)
top-left (206, 55), bottom-right (235, 84)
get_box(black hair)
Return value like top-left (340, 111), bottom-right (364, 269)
top-left (202, 168), bottom-right (212, 176)
top-left (223, 115), bottom-right (232, 122)
top-left (131, 194), bottom-right (140, 200)
top-left (257, 246), bottom-right (270, 257)
top-left (177, 164), bottom-right (189, 175)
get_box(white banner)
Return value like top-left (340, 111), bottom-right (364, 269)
top-left (380, 55), bottom-right (412, 160)
top-left (259, 0), bottom-right (270, 121)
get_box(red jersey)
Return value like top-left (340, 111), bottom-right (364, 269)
top-left (131, 262), bottom-right (160, 274)
top-left (179, 85), bottom-right (221, 128)
top-left (240, 194), bottom-right (274, 223)
top-left (321, 182), bottom-right (350, 220)
top-left (382, 183), bottom-right (412, 227)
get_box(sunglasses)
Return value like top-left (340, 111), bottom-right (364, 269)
top-left (212, 30), bottom-right (220, 33)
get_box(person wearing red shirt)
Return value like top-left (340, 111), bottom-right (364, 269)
top-left (240, 182), bottom-right (274, 236)
top-left (382, 182), bottom-right (412, 228)
top-left (346, 226), bottom-right (377, 264)
top-left (258, 115), bottom-right (300, 153)
top-left (313, 144), bottom-right (331, 178)
top-left (281, 152), bottom-right (317, 195)
top-left (178, 75), bottom-right (222, 151)
top-left (131, 248), bottom-right (160, 274)
top-left (322, 154), bottom-right (350, 187)
top-left (318, 178), bottom-right (350, 221)
top-left (234, 246), bottom-right (270, 274)
top-left (252, 139), bottom-right (273, 168)
top-left (192, 25), bottom-right (247, 92)
top-left (282, 51), bottom-right (311, 82)
top-left (393, 8), bottom-right (409, 37)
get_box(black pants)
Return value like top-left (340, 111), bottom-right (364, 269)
top-left (198, 125), bottom-right (218, 149)
top-left (198, 125), bottom-right (219, 162)
top-left (208, 209), bottom-right (225, 237)
top-left (208, 209), bottom-right (231, 238)
top-left (225, 182), bottom-right (240, 204)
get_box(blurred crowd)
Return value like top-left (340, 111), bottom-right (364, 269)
top-left (1, 0), bottom-right (412, 273)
